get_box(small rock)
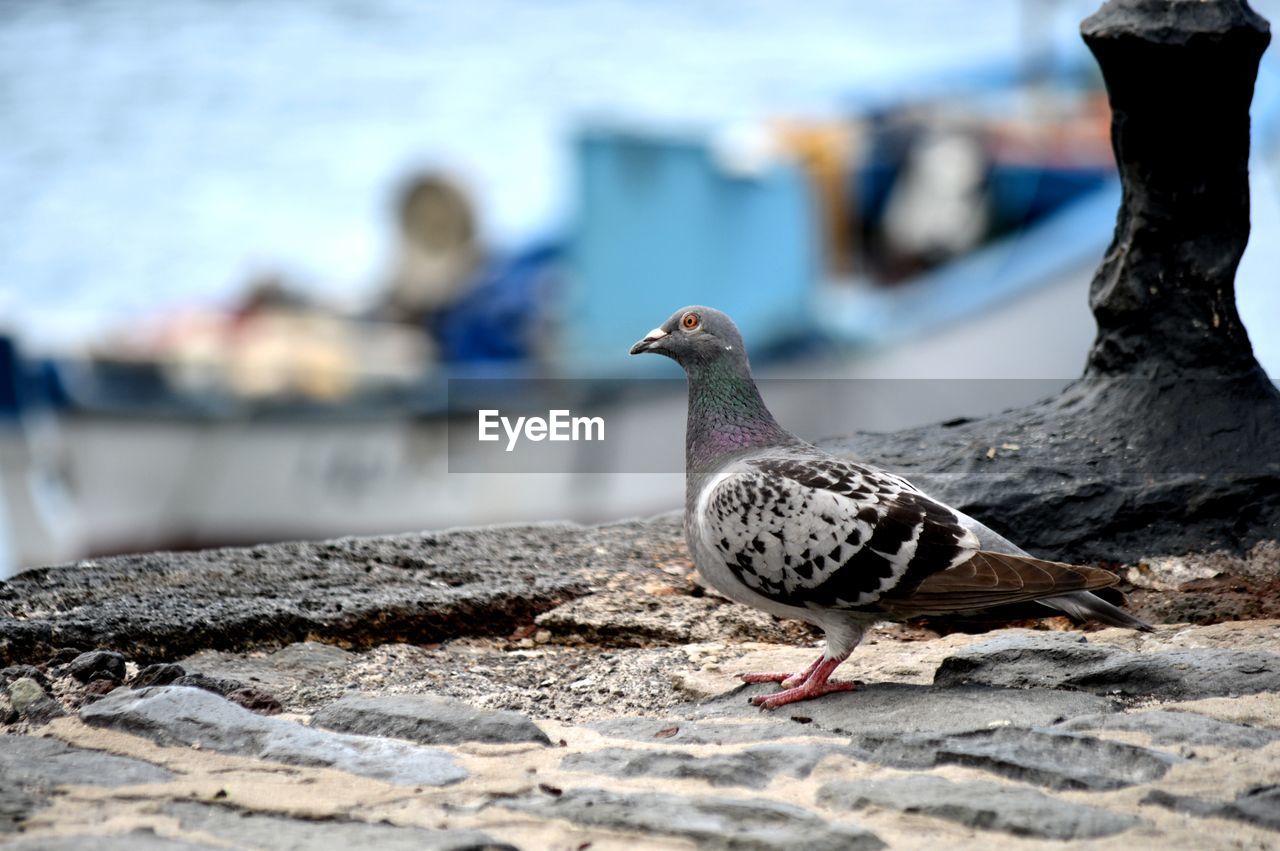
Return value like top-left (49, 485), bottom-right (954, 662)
top-left (819, 775), bottom-right (1139, 840)
top-left (561, 744), bottom-right (849, 789)
top-left (0, 690), bottom-right (15, 725)
top-left (7, 677), bottom-right (65, 725)
top-left (80, 686), bottom-right (466, 787)
top-left (67, 650), bottom-right (127, 684)
top-left (502, 787), bottom-right (883, 850)
top-left (131, 663), bottom-right (186, 689)
top-left (1, 665), bottom-right (50, 691)
top-left (312, 693), bottom-right (550, 746)
top-left (82, 679), bottom-right (120, 703)
top-left (225, 687), bottom-right (283, 716)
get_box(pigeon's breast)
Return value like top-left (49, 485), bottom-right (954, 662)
top-left (687, 470), bottom-right (818, 622)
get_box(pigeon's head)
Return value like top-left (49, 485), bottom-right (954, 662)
top-left (629, 305), bottom-right (749, 371)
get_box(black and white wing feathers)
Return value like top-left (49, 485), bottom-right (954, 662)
top-left (697, 454), bottom-right (1116, 614)
top-left (698, 455), bottom-right (977, 610)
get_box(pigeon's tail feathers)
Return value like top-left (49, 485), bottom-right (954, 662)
top-left (1039, 591), bottom-right (1155, 632)
top-left (878, 551), bottom-right (1118, 616)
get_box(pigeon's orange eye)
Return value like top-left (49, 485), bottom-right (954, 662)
top-left (681, 312), bottom-right (700, 330)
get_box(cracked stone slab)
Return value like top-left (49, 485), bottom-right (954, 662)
top-left (312, 692), bottom-right (550, 746)
top-left (561, 744), bottom-right (850, 789)
top-left (587, 717), bottom-right (840, 745)
top-left (0, 516), bottom-right (687, 666)
top-left (163, 801), bottom-right (515, 850)
top-left (1143, 786), bottom-right (1280, 832)
top-left (502, 787), bottom-right (883, 851)
top-left (818, 774), bottom-right (1140, 840)
top-left (1, 735), bottom-right (173, 833)
top-left (688, 682), bottom-right (1117, 737)
top-left (1055, 709), bottom-right (1280, 748)
top-left (934, 631), bottom-right (1280, 699)
top-left (80, 685), bottom-right (467, 787)
top-left (851, 726), bottom-right (1177, 790)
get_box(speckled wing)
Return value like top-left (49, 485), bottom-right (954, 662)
top-left (697, 455), bottom-right (982, 611)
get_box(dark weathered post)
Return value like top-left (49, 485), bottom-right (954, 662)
top-left (1082, 0), bottom-right (1270, 380)
top-left (832, 0), bottom-right (1280, 568)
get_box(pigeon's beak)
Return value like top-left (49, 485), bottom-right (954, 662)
top-left (629, 327), bottom-right (668, 355)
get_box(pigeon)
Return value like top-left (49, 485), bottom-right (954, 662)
top-left (631, 305), bottom-right (1152, 710)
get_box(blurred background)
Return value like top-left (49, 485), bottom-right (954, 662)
top-left (3, 0), bottom-right (1279, 576)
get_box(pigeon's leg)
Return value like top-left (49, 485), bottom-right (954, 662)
top-left (739, 654), bottom-right (823, 686)
top-left (750, 654), bottom-right (859, 710)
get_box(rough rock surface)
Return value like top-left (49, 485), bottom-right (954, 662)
top-left (313, 692), bottom-right (551, 746)
top-left (0, 734), bottom-right (173, 788)
top-left (502, 787), bottom-right (885, 850)
top-left (690, 681), bottom-right (1117, 737)
top-left (850, 726), bottom-right (1177, 791)
top-left (3, 532), bottom-right (1280, 848)
top-left (177, 642), bottom-right (356, 700)
top-left (80, 685), bottom-right (467, 787)
top-left (536, 587), bottom-right (817, 647)
top-left (0, 518), bottom-right (686, 666)
top-left (934, 631), bottom-right (1280, 698)
top-left (819, 774), bottom-right (1140, 840)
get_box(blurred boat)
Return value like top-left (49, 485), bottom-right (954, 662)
top-left (4, 47), bottom-right (1279, 575)
top-left (563, 50), bottom-right (1119, 371)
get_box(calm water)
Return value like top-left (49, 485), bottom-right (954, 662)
top-left (2, 0), bottom-right (1278, 365)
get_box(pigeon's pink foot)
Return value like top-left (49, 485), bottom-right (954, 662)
top-left (751, 678), bottom-right (860, 710)
top-left (748, 655), bottom-right (858, 710)
top-left (738, 655), bottom-right (823, 687)
top-left (739, 671), bottom-right (792, 684)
